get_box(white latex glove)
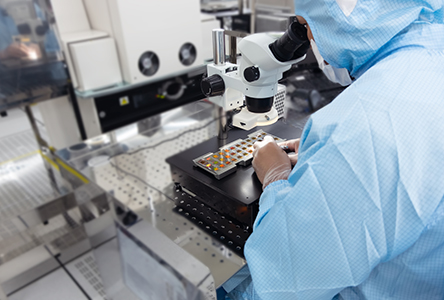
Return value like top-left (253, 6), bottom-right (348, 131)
top-left (278, 138), bottom-right (300, 166)
top-left (252, 136), bottom-right (292, 189)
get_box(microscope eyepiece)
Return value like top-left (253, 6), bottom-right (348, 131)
top-left (270, 20), bottom-right (310, 62)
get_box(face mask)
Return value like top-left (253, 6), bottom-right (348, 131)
top-left (310, 39), bottom-right (352, 86)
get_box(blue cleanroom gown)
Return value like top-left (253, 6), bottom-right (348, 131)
top-left (226, 0), bottom-right (444, 299)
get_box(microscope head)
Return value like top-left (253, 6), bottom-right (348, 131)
top-left (238, 20), bottom-right (309, 113)
top-left (201, 20), bottom-right (309, 130)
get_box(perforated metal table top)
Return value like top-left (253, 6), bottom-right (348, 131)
top-left (57, 100), bottom-right (311, 290)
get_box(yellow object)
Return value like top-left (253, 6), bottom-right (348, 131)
top-left (0, 150), bottom-right (39, 166)
top-left (119, 96), bottom-right (130, 106)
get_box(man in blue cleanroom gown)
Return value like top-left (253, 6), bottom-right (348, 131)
top-left (224, 0), bottom-right (444, 299)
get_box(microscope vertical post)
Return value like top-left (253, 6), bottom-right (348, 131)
top-left (213, 29), bottom-right (226, 66)
top-left (212, 29), bottom-right (229, 140)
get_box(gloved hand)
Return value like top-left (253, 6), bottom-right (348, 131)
top-left (278, 138), bottom-right (300, 166)
top-left (252, 136), bottom-right (292, 189)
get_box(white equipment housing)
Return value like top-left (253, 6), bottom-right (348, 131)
top-left (52, 0), bottom-right (212, 92)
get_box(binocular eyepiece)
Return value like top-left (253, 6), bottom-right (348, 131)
top-left (270, 19), bottom-right (310, 62)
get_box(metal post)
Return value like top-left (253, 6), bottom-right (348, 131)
top-left (217, 106), bottom-right (228, 141)
top-left (24, 105), bottom-right (60, 192)
top-left (212, 29), bottom-right (226, 66)
top-left (238, 0), bottom-right (244, 15)
top-left (24, 105), bottom-right (49, 149)
top-left (225, 30), bottom-right (249, 63)
top-left (212, 29), bottom-right (228, 141)
top-left (229, 36), bottom-right (237, 64)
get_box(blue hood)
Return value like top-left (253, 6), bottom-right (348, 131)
top-left (295, 0), bottom-right (444, 77)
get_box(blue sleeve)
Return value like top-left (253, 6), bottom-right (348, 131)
top-left (0, 11), bottom-right (14, 51)
top-left (34, 4), bottom-right (59, 53)
top-left (44, 29), bottom-right (60, 53)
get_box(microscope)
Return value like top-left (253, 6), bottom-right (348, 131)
top-left (201, 20), bottom-right (309, 131)
top-left (167, 20), bottom-right (309, 256)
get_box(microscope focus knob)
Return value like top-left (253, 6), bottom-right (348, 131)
top-left (201, 75), bottom-right (225, 97)
top-left (244, 66), bottom-right (260, 82)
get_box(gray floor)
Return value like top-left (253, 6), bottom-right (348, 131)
top-left (0, 107), bottom-right (45, 140)
top-left (0, 109), bottom-right (33, 140)
top-left (9, 268), bottom-right (88, 300)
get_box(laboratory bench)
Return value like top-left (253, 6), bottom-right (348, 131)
top-left (51, 94), bottom-right (317, 298)
top-left (0, 68), bottom-right (343, 299)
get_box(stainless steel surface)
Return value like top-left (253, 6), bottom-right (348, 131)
top-left (0, 64), bottom-right (336, 300)
top-left (0, 127), bottom-right (108, 263)
top-left (122, 221), bottom-right (216, 299)
top-left (18, 193), bottom-right (77, 227)
top-left (59, 101), bottom-right (247, 290)
top-left (0, 179), bottom-right (108, 296)
top-left (92, 238), bottom-right (140, 300)
top-left (134, 197), bottom-right (244, 288)
top-left (0, 207), bottom-right (84, 265)
top-left (0, 115), bottom-right (88, 296)
top-left (212, 29), bottom-right (226, 66)
top-left (0, 125), bottom-right (110, 295)
top-left (51, 94), bottom-right (316, 297)
top-left (0, 246), bottom-right (58, 295)
top-left (8, 268), bottom-right (88, 300)
top-left (0, 216), bottom-right (39, 265)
